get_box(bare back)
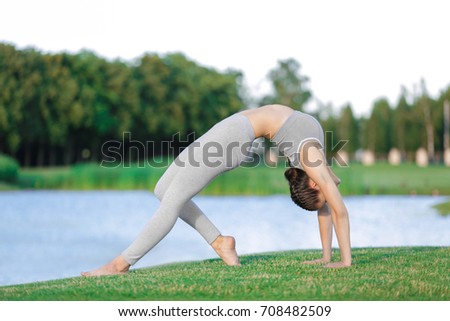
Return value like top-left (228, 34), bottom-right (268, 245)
top-left (240, 104), bottom-right (294, 139)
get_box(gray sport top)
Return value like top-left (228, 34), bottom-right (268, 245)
top-left (271, 111), bottom-right (324, 169)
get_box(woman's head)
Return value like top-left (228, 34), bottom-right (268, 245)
top-left (284, 167), bottom-right (324, 211)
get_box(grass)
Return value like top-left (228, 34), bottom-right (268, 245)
top-left (432, 200), bottom-right (450, 216)
top-left (333, 163), bottom-right (450, 195)
top-left (1, 247), bottom-right (448, 301)
top-left (13, 162), bottom-right (450, 196)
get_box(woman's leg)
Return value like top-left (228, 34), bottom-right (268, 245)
top-left (153, 162), bottom-right (240, 265)
top-left (82, 114), bottom-right (253, 276)
top-left (121, 142), bottom-right (239, 265)
top-left (81, 154), bottom-right (239, 276)
top-left (153, 160), bottom-right (221, 244)
top-left (81, 162), bottom-right (234, 277)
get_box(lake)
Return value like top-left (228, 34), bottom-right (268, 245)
top-left (1, 191), bottom-right (449, 286)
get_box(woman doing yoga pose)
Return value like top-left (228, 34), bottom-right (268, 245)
top-left (82, 104), bottom-right (351, 276)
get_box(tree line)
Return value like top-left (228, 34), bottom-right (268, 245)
top-left (0, 43), bottom-right (449, 167)
top-left (250, 58), bottom-right (450, 163)
top-left (318, 79), bottom-right (450, 163)
top-left (0, 43), bottom-right (244, 166)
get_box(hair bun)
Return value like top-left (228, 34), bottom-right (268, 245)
top-left (284, 167), bottom-right (319, 211)
top-left (284, 167), bottom-right (300, 181)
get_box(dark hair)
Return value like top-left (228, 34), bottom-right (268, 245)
top-left (284, 167), bottom-right (320, 211)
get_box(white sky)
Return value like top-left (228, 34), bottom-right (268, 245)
top-left (1, 0), bottom-right (449, 116)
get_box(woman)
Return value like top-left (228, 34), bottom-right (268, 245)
top-left (82, 104), bottom-right (351, 276)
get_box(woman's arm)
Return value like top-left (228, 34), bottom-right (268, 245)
top-left (301, 145), bottom-right (352, 268)
top-left (327, 166), bottom-right (341, 186)
top-left (302, 204), bottom-right (332, 264)
top-left (317, 204), bottom-right (333, 262)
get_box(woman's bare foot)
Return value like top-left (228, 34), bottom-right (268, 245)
top-left (81, 255), bottom-right (131, 277)
top-left (211, 235), bottom-right (241, 266)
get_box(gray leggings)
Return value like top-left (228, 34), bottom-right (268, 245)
top-left (122, 114), bottom-right (255, 265)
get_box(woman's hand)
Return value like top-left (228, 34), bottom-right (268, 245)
top-left (324, 261), bottom-right (351, 268)
top-left (302, 258), bottom-right (330, 265)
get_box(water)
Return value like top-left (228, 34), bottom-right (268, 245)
top-left (1, 191), bottom-right (449, 286)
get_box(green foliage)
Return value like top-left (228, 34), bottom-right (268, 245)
top-left (0, 44), bottom-right (244, 166)
top-left (432, 200), bottom-right (450, 216)
top-left (1, 42), bottom-right (449, 167)
top-left (338, 104), bottom-right (359, 153)
top-left (0, 153), bottom-right (19, 183)
top-left (1, 247), bottom-right (448, 300)
top-left (393, 89), bottom-right (413, 154)
top-left (365, 98), bottom-right (393, 154)
top-left (260, 58), bottom-right (312, 110)
top-left (434, 86), bottom-right (450, 152)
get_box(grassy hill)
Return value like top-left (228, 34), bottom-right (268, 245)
top-left (1, 247), bottom-right (448, 301)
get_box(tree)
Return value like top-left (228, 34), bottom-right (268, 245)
top-left (0, 43), bottom-right (23, 154)
top-left (392, 86), bottom-right (425, 159)
top-left (0, 45), bottom-right (244, 166)
top-left (315, 100), bottom-right (338, 164)
top-left (417, 79), bottom-right (435, 161)
top-left (338, 104), bottom-right (359, 154)
top-left (436, 86), bottom-right (450, 154)
top-left (8, 47), bottom-right (45, 166)
top-left (133, 53), bottom-right (170, 143)
top-left (365, 98), bottom-right (393, 156)
top-left (259, 58), bottom-right (312, 110)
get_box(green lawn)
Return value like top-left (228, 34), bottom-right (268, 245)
top-left (1, 247), bottom-right (448, 301)
top-left (14, 162), bottom-right (450, 196)
top-left (433, 200), bottom-right (450, 216)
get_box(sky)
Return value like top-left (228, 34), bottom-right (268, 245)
top-left (1, 0), bottom-right (449, 116)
